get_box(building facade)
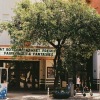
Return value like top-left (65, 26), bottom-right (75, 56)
top-left (0, 46), bottom-right (56, 90)
top-left (0, 0), bottom-right (100, 91)
top-left (86, 0), bottom-right (100, 14)
top-left (0, 0), bottom-right (56, 90)
top-left (93, 51), bottom-right (100, 90)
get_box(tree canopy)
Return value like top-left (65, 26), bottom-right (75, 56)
top-left (8, 0), bottom-right (71, 46)
top-left (6, 0), bottom-right (100, 55)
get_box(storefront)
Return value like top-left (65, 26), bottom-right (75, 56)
top-left (0, 45), bottom-right (56, 90)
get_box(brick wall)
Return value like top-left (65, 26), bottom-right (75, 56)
top-left (86, 0), bottom-right (100, 14)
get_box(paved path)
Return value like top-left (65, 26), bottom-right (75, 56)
top-left (5, 91), bottom-right (100, 100)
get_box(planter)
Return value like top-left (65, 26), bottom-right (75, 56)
top-left (52, 88), bottom-right (70, 99)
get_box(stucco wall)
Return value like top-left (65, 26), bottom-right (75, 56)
top-left (40, 60), bottom-right (46, 79)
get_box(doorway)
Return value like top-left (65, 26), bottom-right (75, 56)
top-left (8, 61), bottom-right (40, 90)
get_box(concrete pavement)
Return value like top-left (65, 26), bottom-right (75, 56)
top-left (6, 90), bottom-right (100, 100)
top-left (70, 92), bottom-right (100, 100)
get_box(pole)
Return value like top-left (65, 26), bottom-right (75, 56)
top-left (47, 87), bottom-right (49, 98)
top-left (70, 84), bottom-right (74, 97)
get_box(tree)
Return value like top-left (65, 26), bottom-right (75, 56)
top-left (6, 0), bottom-right (72, 88)
top-left (61, 0), bottom-right (100, 87)
top-left (1, 0), bottom-right (100, 89)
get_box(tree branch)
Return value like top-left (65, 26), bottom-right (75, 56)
top-left (61, 35), bottom-right (67, 45)
top-left (47, 40), bottom-right (57, 48)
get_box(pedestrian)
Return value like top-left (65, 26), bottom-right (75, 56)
top-left (76, 76), bottom-right (80, 92)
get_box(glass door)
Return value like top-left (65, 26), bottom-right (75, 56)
top-left (19, 61), bottom-right (40, 90)
top-left (20, 63), bottom-right (33, 89)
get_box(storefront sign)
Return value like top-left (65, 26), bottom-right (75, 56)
top-left (0, 47), bottom-right (56, 57)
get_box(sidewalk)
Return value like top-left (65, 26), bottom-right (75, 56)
top-left (70, 92), bottom-right (100, 100)
top-left (6, 90), bottom-right (100, 100)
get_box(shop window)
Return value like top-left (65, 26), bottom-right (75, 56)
top-left (5, 63), bottom-right (15, 69)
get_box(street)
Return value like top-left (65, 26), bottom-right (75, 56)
top-left (6, 91), bottom-right (100, 100)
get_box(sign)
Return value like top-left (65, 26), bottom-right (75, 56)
top-left (0, 47), bottom-right (56, 57)
top-left (62, 81), bottom-right (66, 87)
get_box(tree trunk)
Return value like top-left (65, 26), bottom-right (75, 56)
top-left (53, 41), bottom-right (62, 89)
top-left (54, 70), bottom-right (60, 89)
